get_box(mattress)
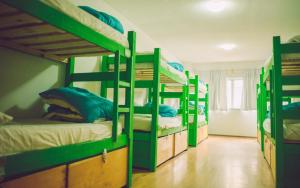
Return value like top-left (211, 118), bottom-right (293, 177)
top-left (263, 118), bottom-right (300, 141)
top-left (120, 114), bottom-right (182, 132)
top-left (41, 0), bottom-right (129, 48)
top-left (109, 54), bottom-right (187, 83)
top-left (189, 114), bottom-right (206, 123)
top-left (0, 119), bottom-right (122, 157)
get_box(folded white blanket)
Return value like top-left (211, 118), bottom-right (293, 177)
top-left (0, 112), bottom-right (13, 124)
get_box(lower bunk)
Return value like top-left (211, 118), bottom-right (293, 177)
top-left (132, 115), bottom-right (187, 170)
top-left (0, 119), bottom-right (130, 188)
top-left (263, 119), bottom-right (300, 187)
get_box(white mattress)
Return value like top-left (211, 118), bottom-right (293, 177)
top-left (110, 54), bottom-right (187, 83)
top-left (263, 118), bottom-right (300, 141)
top-left (189, 115), bottom-right (206, 124)
top-left (41, 0), bottom-right (129, 48)
top-left (120, 115), bottom-right (182, 132)
top-left (0, 119), bottom-right (122, 157)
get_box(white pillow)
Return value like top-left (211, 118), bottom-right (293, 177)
top-left (0, 112), bottom-right (13, 124)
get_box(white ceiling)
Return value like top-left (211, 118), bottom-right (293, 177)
top-left (104, 0), bottom-right (300, 64)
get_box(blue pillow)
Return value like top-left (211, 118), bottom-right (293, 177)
top-left (40, 87), bottom-right (113, 123)
top-left (79, 6), bottom-right (124, 34)
top-left (167, 62), bottom-right (184, 72)
top-left (144, 102), bottom-right (177, 117)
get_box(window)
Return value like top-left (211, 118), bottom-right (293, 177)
top-left (226, 78), bottom-right (243, 109)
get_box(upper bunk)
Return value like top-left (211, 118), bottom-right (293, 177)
top-left (0, 0), bottom-right (133, 63)
top-left (105, 48), bottom-right (187, 85)
top-left (263, 36), bottom-right (300, 83)
top-left (164, 72), bottom-right (207, 94)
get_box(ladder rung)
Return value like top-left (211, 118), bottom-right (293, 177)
top-left (189, 94), bottom-right (196, 99)
top-left (119, 107), bottom-right (130, 113)
top-left (119, 81), bottom-right (130, 88)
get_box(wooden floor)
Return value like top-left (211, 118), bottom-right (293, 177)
top-left (133, 136), bottom-right (275, 188)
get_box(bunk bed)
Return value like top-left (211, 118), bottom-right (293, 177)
top-left (102, 48), bottom-right (189, 171)
top-left (0, 0), bottom-right (136, 187)
top-left (258, 36), bottom-right (300, 188)
top-left (184, 72), bottom-right (209, 147)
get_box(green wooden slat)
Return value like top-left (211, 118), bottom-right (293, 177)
top-left (119, 81), bottom-right (130, 88)
top-left (160, 84), bottom-right (165, 104)
top-left (149, 48), bottom-right (160, 171)
top-left (282, 76), bottom-right (300, 85)
top-left (281, 42), bottom-right (300, 54)
top-left (134, 107), bottom-right (151, 114)
top-left (65, 57), bottom-right (75, 87)
top-left (125, 31), bottom-right (136, 187)
top-left (71, 72), bottom-right (127, 82)
top-left (189, 94), bottom-right (196, 99)
top-left (160, 92), bottom-right (182, 98)
top-left (119, 107), bottom-right (130, 113)
top-left (199, 98), bottom-right (206, 102)
top-left (135, 80), bottom-right (153, 88)
top-left (273, 36), bottom-right (284, 188)
top-left (112, 50), bottom-right (121, 142)
top-left (100, 56), bottom-right (109, 98)
top-left (282, 90), bottom-right (300, 96)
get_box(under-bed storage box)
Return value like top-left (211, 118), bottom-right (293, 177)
top-left (264, 135), bottom-right (271, 165)
top-left (68, 147), bottom-right (128, 188)
top-left (270, 142), bottom-right (276, 179)
top-left (173, 130), bottom-right (188, 156)
top-left (197, 125), bottom-right (208, 144)
top-left (157, 135), bottom-right (174, 166)
top-left (257, 127), bottom-right (261, 144)
top-left (0, 165), bottom-right (66, 188)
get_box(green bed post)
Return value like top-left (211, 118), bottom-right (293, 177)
top-left (112, 51), bottom-right (121, 142)
top-left (125, 31), bottom-right (136, 187)
top-left (161, 84), bottom-right (165, 104)
top-left (188, 72), bottom-right (199, 147)
top-left (273, 36), bottom-right (284, 188)
top-left (205, 84), bottom-right (209, 123)
top-left (270, 68), bottom-right (275, 139)
top-left (65, 57), bottom-right (75, 87)
top-left (259, 69), bottom-right (265, 152)
top-left (150, 48), bottom-right (160, 171)
top-left (100, 56), bottom-right (109, 98)
top-left (183, 84), bottom-right (189, 129)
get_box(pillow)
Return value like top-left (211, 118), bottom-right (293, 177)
top-left (167, 62), bottom-right (184, 72)
top-left (0, 112), bottom-right (13, 124)
top-left (79, 6), bottom-right (124, 34)
top-left (144, 102), bottom-right (177, 117)
top-left (44, 105), bottom-right (84, 122)
top-left (40, 87), bottom-right (113, 123)
top-left (42, 98), bottom-right (79, 114)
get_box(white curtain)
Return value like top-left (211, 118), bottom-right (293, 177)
top-left (241, 69), bottom-right (260, 110)
top-left (209, 71), bottom-right (227, 111)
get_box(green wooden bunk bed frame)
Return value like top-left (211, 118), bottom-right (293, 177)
top-left (257, 36), bottom-right (300, 188)
top-left (187, 72), bottom-right (209, 147)
top-left (102, 48), bottom-right (189, 171)
top-left (0, 0), bottom-right (136, 187)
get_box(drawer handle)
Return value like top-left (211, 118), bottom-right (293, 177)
top-left (102, 148), bottom-right (107, 163)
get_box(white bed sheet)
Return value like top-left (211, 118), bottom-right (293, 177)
top-left (41, 0), bottom-right (129, 48)
top-left (189, 114), bottom-right (206, 123)
top-left (263, 118), bottom-right (300, 141)
top-left (120, 115), bottom-right (182, 132)
top-left (0, 119), bottom-right (122, 157)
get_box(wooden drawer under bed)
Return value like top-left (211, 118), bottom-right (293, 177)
top-left (68, 147), bottom-right (128, 188)
top-left (157, 134), bottom-right (174, 166)
top-left (264, 135), bottom-right (271, 165)
top-left (197, 125), bottom-right (208, 144)
top-left (173, 130), bottom-right (188, 156)
top-left (0, 165), bottom-right (67, 188)
top-left (270, 142), bottom-right (276, 179)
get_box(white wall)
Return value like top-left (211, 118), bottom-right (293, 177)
top-left (193, 61), bottom-right (262, 137)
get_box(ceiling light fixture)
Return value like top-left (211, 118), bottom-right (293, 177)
top-left (202, 0), bottom-right (231, 13)
top-left (218, 43), bottom-right (237, 51)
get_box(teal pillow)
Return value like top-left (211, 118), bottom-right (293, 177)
top-left (40, 87), bottom-right (113, 123)
top-left (79, 6), bottom-right (124, 34)
top-left (144, 102), bottom-right (177, 117)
